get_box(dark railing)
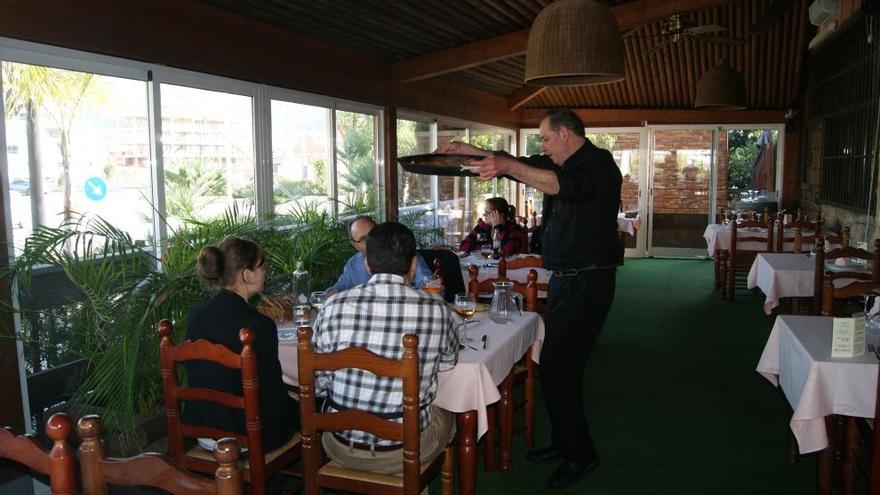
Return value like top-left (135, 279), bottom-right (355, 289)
top-left (807, 15), bottom-right (880, 211)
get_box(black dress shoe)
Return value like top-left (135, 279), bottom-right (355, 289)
top-left (526, 445), bottom-right (565, 464)
top-left (546, 456), bottom-right (599, 490)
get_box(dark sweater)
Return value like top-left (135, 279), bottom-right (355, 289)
top-left (183, 289), bottom-right (299, 451)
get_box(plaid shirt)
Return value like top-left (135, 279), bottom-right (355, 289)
top-left (312, 273), bottom-right (459, 446)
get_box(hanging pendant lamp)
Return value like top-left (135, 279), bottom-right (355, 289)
top-left (694, 58), bottom-right (747, 110)
top-left (524, 0), bottom-right (625, 86)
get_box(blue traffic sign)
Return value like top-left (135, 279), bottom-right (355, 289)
top-left (84, 177), bottom-right (108, 201)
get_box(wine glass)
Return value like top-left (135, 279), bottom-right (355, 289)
top-left (310, 290), bottom-right (327, 313)
top-left (480, 244), bottom-right (493, 260)
top-left (454, 293), bottom-right (477, 343)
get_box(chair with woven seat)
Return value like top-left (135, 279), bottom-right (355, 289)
top-left (724, 218), bottom-right (774, 301)
top-left (296, 327), bottom-right (455, 495)
top-left (0, 413), bottom-right (75, 495)
top-left (158, 320), bottom-right (301, 495)
top-left (468, 264), bottom-right (539, 472)
top-left (76, 414), bottom-right (244, 495)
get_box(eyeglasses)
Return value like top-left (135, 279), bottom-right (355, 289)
top-left (350, 236), bottom-right (367, 245)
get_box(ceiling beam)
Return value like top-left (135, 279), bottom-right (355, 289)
top-left (391, 0), bottom-right (735, 84)
top-left (392, 30), bottom-right (529, 84)
top-left (508, 85), bottom-right (547, 111)
top-left (519, 108), bottom-right (785, 127)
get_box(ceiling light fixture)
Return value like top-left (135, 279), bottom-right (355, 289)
top-left (694, 58), bottom-right (747, 110)
top-left (524, 0), bottom-right (625, 86)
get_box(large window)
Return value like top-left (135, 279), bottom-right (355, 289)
top-left (397, 118), bottom-right (439, 245)
top-left (2, 62), bottom-right (153, 251)
top-left (335, 110), bottom-right (378, 216)
top-left (160, 84), bottom-right (255, 228)
top-left (271, 101), bottom-right (332, 215)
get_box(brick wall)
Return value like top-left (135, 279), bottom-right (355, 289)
top-left (649, 130), bottom-right (729, 214)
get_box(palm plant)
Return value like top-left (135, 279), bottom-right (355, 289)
top-left (6, 204), bottom-right (353, 450)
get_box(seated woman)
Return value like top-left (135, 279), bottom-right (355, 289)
top-left (459, 197), bottom-right (528, 256)
top-left (184, 236), bottom-right (299, 453)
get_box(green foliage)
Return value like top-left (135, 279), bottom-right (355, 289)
top-left (587, 133), bottom-right (618, 151)
top-left (164, 158), bottom-right (227, 219)
top-left (726, 129), bottom-right (777, 192)
top-left (336, 112), bottom-right (377, 211)
top-left (5, 204), bottom-right (353, 444)
top-left (398, 208), bottom-right (446, 248)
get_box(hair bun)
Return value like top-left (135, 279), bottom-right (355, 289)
top-left (196, 245), bottom-right (225, 284)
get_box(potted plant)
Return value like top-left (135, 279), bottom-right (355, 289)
top-left (6, 203), bottom-right (353, 454)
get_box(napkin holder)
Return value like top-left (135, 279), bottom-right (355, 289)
top-left (832, 312), bottom-right (866, 358)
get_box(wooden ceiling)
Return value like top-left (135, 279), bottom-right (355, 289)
top-left (200, 0), bottom-right (811, 112)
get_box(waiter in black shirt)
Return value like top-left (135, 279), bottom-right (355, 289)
top-left (436, 108), bottom-right (621, 490)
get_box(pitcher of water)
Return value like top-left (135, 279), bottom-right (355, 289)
top-left (489, 281), bottom-right (523, 324)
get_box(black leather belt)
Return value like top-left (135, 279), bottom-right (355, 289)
top-left (332, 432), bottom-right (402, 452)
top-left (551, 265), bottom-right (616, 277)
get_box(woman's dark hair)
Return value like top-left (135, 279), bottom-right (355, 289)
top-left (365, 222), bottom-right (416, 276)
top-left (485, 197), bottom-right (511, 221)
top-left (196, 235), bottom-right (265, 287)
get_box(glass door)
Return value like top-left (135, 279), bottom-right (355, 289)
top-left (647, 127), bottom-right (715, 257)
top-left (585, 128), bottom-right (647, 257)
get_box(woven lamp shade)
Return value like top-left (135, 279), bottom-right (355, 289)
top-left (525, 0), bottom-right (625, 86)
top-left (694, 60), bottom-right (747, 110)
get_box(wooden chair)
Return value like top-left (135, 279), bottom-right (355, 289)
top-left (815, 240), bottom-right (880, 315)
top-left (0, 413), bottom-right (75, 495)
top-left (820, 273), bottom-right (880, 316)
top-left (296, 327), bottom-right (455, 495)
top-left (417, 248), bottom-right (466, 303)
top-left (725, 218), bottom-right (774, 301)
top-left (158, 320), bottom-right (301, 495)
top-left (76, 414), bottom-right (244, 495)
top-left (468, 265), bottom-right (538, 471)
top-left (774, 211), bottom-right (823, 253)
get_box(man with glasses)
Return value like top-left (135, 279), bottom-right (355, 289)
top-left (328, 215), bottom-right (433, 293)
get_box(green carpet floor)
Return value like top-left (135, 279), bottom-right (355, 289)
top-left (468, 258), bottom-right (817, 494)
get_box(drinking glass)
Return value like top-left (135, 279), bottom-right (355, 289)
top-left (480, 244), bottom-right (493, 260)
top-left (453, 292), bottom-right (477, 343)
top-left (293, 304), bottom-right (311, 326)
top-left (310, 290), bottom-right (327, 313)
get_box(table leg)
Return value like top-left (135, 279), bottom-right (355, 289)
top-left (843, 416), bottom-right (858, 495)
top-left (818, 446), bottom-right (833, 495)
top-left (456, 411), bottom-right (477, 495)
top-left (499, 374), bottom-right (513, 472)
top-left (484, 406), bottom-right (496, 471)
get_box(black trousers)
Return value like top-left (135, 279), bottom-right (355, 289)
top-left (539, 267), bottom-right (616, 463)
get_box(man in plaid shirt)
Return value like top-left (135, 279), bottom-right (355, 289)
top-left (312, 221), bottom-right (459, 473)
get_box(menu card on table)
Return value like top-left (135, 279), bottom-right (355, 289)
top-left (831, 313), bottom-right (866, 358)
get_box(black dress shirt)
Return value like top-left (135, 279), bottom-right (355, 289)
top-left (183, 289), bottom-right (299, 451)
top-left (516, 139), bottom-right (622, 269)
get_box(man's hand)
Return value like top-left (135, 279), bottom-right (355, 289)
top-left (473, 154), bottom-right (518, 181)
top-left (434, 141), bottom-right (490, 156)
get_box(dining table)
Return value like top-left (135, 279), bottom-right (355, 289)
top-left (747, 252), bottom-right (870, 314)
top-left (276, 309), bottom-right (545, 495)
top-left (757, 314), bottom-right (878, 495)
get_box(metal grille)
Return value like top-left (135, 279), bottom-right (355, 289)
top-left (808, 16), bottom-right (880, 210)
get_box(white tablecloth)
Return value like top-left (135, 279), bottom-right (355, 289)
top-left (617, 213), bottom-right (641, 236)
top-left (747, 253), bottom-right (872, 314)
top-left (704, 224), bottom-right (839, 257)
top-left (277, 312), bottom-right (544, 440)
top-left (756, 315), bottom-right (878, 454)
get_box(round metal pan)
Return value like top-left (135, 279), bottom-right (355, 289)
top-left (397, 153), bottom-right (484, 177)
